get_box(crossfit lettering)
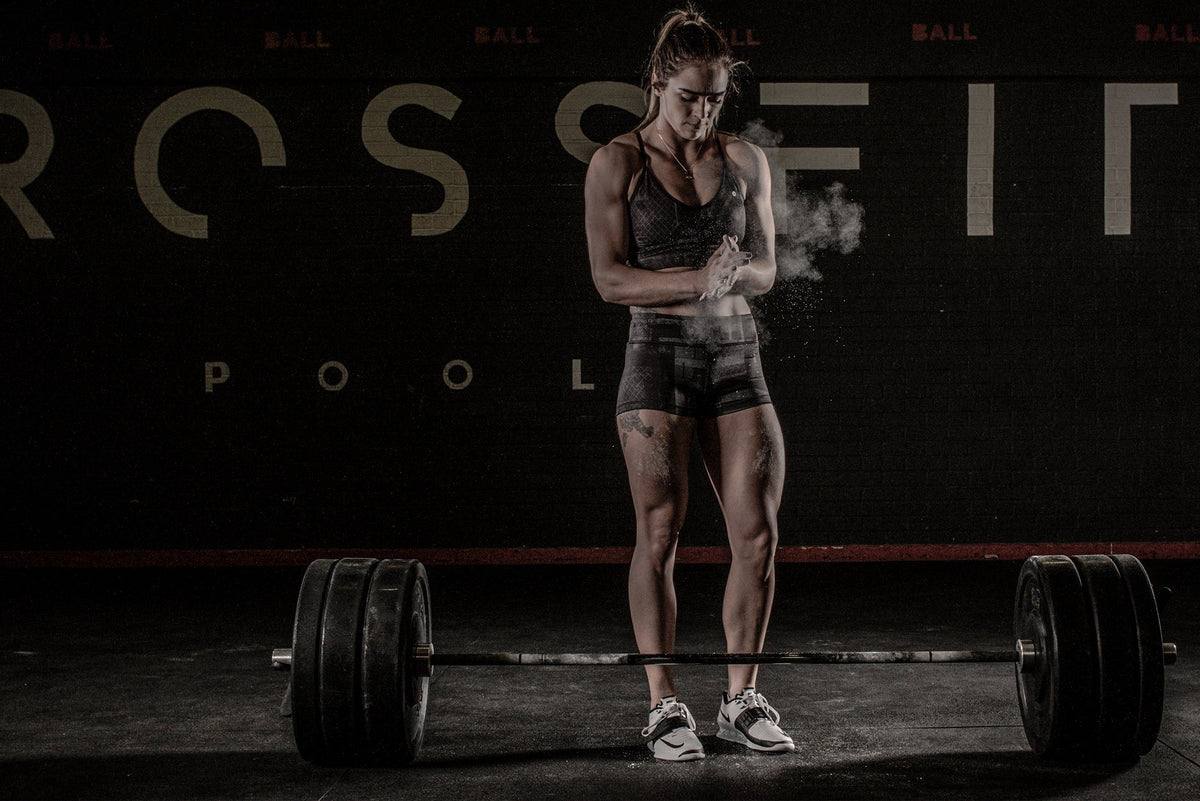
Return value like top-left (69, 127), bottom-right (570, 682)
top-left (361, 85), bottom-right (469, 236)
top-left (134, 87), bottom-right (286, 238)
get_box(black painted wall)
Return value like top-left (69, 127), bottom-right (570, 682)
top-left (3, 2), bottom-right (1199, 552)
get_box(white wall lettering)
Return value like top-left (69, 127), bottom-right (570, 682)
top-left (556, 82), bottom-right (644, 164)
top-left (572, 359), bottom-right (595, 390)
top-left (967, 84), bottom-right (994, 236)
top-left (758, 83), bottom-right (868, 231)
top-left (1104, 83), bottom-right (1179, 235)
top-left (362, 84), bottom-right (468, 236)
top-left (318, 360), bottom-right (349, 391)
top-left (135, 87), bottom-right (286, 239)
top-left (443, 359), bottom-right (473, 390)
top-left (205, 361), bottom-right (230, 393)
top-left (0, 90), bottom-right (55, 239)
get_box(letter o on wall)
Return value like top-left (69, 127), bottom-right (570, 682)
top-left (318, 360), bottom-right (349, 391)
top-left (443, 359), bottom-right (473, 390)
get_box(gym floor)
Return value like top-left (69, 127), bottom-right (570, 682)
top-left (1, 560), bottom-right (1196, 801)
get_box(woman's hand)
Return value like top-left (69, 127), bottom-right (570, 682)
top-left (699, 235), bottom-right (753, 302)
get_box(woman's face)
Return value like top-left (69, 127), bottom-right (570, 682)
top-left (654, 61), bottom-right (729, 142)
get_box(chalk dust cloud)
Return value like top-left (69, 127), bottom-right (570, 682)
top-left (737, 119), bottom-right (866, 351)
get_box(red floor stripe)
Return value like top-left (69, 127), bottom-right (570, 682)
top-left (0, 542), bottom-right (1197, 568)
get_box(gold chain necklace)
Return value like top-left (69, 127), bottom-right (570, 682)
top-left (656, 131), bottom-right (706, 181)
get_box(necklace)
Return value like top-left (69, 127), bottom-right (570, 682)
top-left (656, 131), bottom-right (705, 181)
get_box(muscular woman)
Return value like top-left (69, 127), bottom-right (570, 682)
top-left (584, 7), bottom-right (793, 761)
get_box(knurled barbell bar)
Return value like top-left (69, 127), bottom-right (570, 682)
top-left (271, 554), bottom-right (1178, 766)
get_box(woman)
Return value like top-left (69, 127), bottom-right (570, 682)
top-left (584, 7), bottom-right (792, 762)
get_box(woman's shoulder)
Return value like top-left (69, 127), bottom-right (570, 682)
top-left (719, 132), bottom-right (767, 170)
top-left (591, 132), bottom-right (644, 168)
top-left (586, 132), bottom-right (645, 190)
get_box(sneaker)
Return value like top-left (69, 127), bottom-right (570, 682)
top-left (642, 696), bottom-right (705, 761)
top-left (716, 688), bottom-right (795, 753)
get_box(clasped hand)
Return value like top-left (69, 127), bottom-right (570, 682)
top-left (699, 235), bottom-right (752, 302)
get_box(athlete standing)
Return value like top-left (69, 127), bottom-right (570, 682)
top-left (584, 6), bottom-right (794, 761)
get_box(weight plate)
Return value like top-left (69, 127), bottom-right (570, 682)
top-left (317, 558), bottom-right (379, 764)
top-left (1109, 554), bottom-right (1165, 756)
top-left (362, 559), bottom-right (431, 765)
top-left (1071, 555), bottom-right (1141, 761)
top-left (291, 559), bottom-right (338, 763)
top-left (1013, 555), bottom-right (1099, 759)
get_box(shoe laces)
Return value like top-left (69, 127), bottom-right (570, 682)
top-left (733, 689), bottom-right (781, 726)
top-left (642, 698), bottom-right (697, 738)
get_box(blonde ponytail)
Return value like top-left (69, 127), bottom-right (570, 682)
top-left (633, 4), bottom-right (747, 134)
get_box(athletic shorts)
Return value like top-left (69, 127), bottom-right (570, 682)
top-left (615, 312), bottom-right (773, 418)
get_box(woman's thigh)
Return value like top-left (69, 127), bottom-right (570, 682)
top-left (697, 404), bottom-right (785, 526)
top-left (618, 409), bottom-right (698, 519)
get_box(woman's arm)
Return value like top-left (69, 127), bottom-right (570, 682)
top-left (585, 141), bottom-right (740, 307)
top-left (727, 138), bottom-right (777, 297)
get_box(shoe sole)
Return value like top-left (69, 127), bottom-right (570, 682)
top-left (716, 719), bottom-right (795, 753)
top-left (647, 742), bottom-right (706, 761)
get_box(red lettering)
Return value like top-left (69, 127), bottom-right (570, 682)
top-left (914, 23), bottom-right (976, 42)
top-left (1135, 24), bottom-right (1151, 42)
top-left (721, 28), bottom-right (759, 46)
top-left (475, 24), bottom-right (539, 44)
top-left (1153, 24), bottom-right (1169, 41)
top-left (1172, 24), bottom-right (1185, 42)
top-left (49, 31), bottom-right (114, 51)
top-left (267, 30), bottom-right (329, 50)
top-left (1190, 24), bottom-right (1199, 43)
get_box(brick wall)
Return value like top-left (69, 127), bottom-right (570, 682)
top-left (2, 3), bottom-right (1198, 554)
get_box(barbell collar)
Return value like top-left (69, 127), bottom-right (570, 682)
top-left (272, 648), bottom-right (293, 670)
top-left (412, 642), bottom-right (435, 678)
top-left (1016, 639), bottom-right (1039, 674)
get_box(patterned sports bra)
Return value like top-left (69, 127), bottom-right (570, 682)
top-left (626, 131), bottom-right (747, 272)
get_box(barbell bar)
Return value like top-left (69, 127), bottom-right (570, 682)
top-left (274, 554), bottom-right (1179, 766)
top-left (273, 641), bottom-right (1178, 673)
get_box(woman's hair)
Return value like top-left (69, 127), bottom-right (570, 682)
top-left (634, 4), bottom-right (748, 134)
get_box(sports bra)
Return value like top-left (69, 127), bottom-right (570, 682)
top-left (627, 131), bottom-right (747, 272)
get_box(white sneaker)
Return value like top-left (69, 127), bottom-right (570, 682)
top-left (716, 688), bottom-right (795, 753)
top-left (642, 696), bottom-right (705, 761)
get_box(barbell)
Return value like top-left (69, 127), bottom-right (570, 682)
top-left (271, 554), bottom-right (1178, 766)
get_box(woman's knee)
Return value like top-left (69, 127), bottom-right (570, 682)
top-left (634, 506), bottom-right (684, 564)
top-left (728, 523), bottom-right (778, 575)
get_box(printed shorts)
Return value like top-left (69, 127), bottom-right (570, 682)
top-left (615, 312), bottom-right (773, 419)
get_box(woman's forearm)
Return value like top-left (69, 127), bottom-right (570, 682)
top-left (594, 263), bottom-right (704, 307)
top-left (736, 259), bottom-right (776, 296)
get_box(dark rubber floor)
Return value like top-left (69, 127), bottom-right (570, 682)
top-left (1, 560), bottom-right (1196, 800)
